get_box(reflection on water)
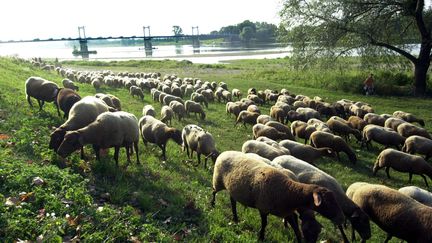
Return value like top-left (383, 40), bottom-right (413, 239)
top-left (0, 41), bottom-right (291, 64)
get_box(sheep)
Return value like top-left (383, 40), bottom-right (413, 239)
top-left (290, 121), bottom-right (316, 144)
top-left (246, 104), bottom-right (260, 114)
top-left (25, 76), bottom-right (60, 115)
top-left (56, 88), bottom-right (81, 119)
top-left (49, 96), bottom-right (114, 158)
top-left (347, 116), bottom-right (367, 131)
top-left (235, 110), bottom-right (260, 127)
top-left (212, 151), bottom-right (346, 241)
top-left (252, 124), bottom-right (293, 141)
top-left (402, 135), bottom-right (432, 160)
top-left (397, 122), bottom-right (431, 139)
top-left (169, 100), bottom-right (186, 121)
top-left (398, 186), bottom-right (432, 207)
top-left (185, 100), bottom-right (206, 120)
top-left (57, 111), bottom-right (140, 166)
top-left (231, 88), bottom-right (242, 100)
top-left (221, 90), bottom-right (232, 102)
top-left (182, 124), bottom-right (219, 168)
top-left (91, 79), bottom-right (101, 89)
top-left (200, 89), bottom-right (214, 102)
top-left (241, 140), bottom-right (290, 160)
top-left (108, 94), bottom-right (122, 111)
top-left (138, 115), bottom-right (182, 160)
top-left (62, 78), bottom-right (79, 91)
top-left (130, 85), bottom-right (144, 100)
top-left (361, 124), bottom-right (406, 150)
top-left (247, 87), bottom-right (257, 95)
top-left (191, 92), bottom-right (208, 108)
top-left (142, 105), bottom-right (156, 117)
top-left (273, 155), bottom-right (371, 242)
top-left (163, 94), bottom-right (184, 106)
top-left (346, 182), bottom-right (432, 243)
top-left (265, 121), bottom-right (295, 141)
top-left (373, 148), bottom-right (432, 186)
top-left (326, 116), bottom-right (362, 142)
top-left (279, 139), bottom-right (335, 165)
top-left (95, 93), bottom-right (120, 111)
top-left (160, 105), bottom-right (174, 125)
top-left (286, 110), bottom-right (307, 123)
top-left (393, 110), bottom-right (425, 126)
top-left (363, 113), bottom-right (386, 126)
top-left (310, 131), bottom-right (357, 164)
top-left (256, 114), bottom-right (272, 125)
top-left (384, 117), bottom-right (407, 131)
top-left (225, 102), bottom-right (241, 118)
top-left (270, 106), bottom-right (286, 124)
top-left (296, 107), bottom-right (321, 121)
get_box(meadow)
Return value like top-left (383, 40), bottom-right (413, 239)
top-left (0, 56), bottom-right (431, 242)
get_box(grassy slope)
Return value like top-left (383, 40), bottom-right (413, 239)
top-left (0, 57), bottom-right (431, 242)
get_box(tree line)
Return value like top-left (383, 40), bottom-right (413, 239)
top-left (210, 20), bottom-right (280, 43)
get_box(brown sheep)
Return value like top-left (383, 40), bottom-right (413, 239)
top-left (279, 139), bottom-right (335, 165)
top-left (393, 110), bottom-right (425, 127)
top-left (265, 121), bottom-right (295, 141)
top-left (347, 116), bottom-right (368, 131)
top-left (56, 88), bottom-right (81, 119)
top-left (310, 131), bottom-right (357, 164)
top-left (270, 106), bottom-right (286, 124)
top-left (252, 124), bottom-right (293, 141)
top-left (402, 135), bottom-right (432, 160)
top-left (384, 117), bottom-right (407, 131)
top-left (362, 124), bottom-right (406, 150)
top-left (235, 110), bottom-right (260, 128)
top-left (25, 76), bottom-right (60, 115)
top-left (290, 121), bottom-right (317, 144)
top-left (327, 116), bottom-right (362, 142)
top-left (397, 122), bottom-right (431, 139)
top-left (185, 100), bottom-right (206, 120)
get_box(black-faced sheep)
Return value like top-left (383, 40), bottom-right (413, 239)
top-left (182, 124), bottom-right (219, 168)
top-left (57, 111), bottom-right (140, 166)
top-left (361, 124), bottom-right (406, 150)
top-left (273, 155), bottom-right (370, 242)
top-left (56, 88), bottom-right (81, 119)
top-left (310, 131), bottom-right (357, 164)
top-left (393, 110), bottom-right (425, 127)
top-left (402, 135), bottom-right (432, 160)
top-left (185, 100), bottom-right (206, 120)
top-left (142, 105), bottom-right (156, 117)
top-left (212, 151), bottom-right (346, 241)
top-left (279, 139), bottom-right (335, 165)
top-left (398, 186), bottom-right (432, 207)
top-left (346, 182), bottom-right (432, 242)
top-left (139, 115), bottom-right (182, 160)
top-left (25, 76), bottom-right (60, 115)
top-left (397, 122), bottom-right (431, 139)
top-left (373, 148), bottom-right (432, 186)
top-left (130, 85), bottom-right (144, 100)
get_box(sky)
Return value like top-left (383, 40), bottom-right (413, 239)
top-left (0, 0), bottom-right (282, 41)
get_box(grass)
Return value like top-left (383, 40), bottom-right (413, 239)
top-left (0, 56), bottom-right (431, 242)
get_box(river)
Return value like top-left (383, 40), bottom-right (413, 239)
top-left (0, 41), bottom-right (291, 64)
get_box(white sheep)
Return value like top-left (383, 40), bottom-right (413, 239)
top-left (142, 105), bottom-right (156, 117)
top-left (402, 135), bottom-right (432, 160)
top-left (398, 186), bottom-right (432, 207)
top-left (182, 124), bottom-right (219, 168)
top-left (241, 140), bottom-right (290, 160)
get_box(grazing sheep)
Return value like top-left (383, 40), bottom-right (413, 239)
top-left (221, 90), bottom-right (232, 102)
top-left (397, 122), bottom-right (431, 139)
top-left (108, 94), bottom-right (122, 111)
top-left (130, 85), bottom-right (144, 100)
top-left (241, 140), bottom-right (290, 160)
top-left (373, 148), bottom-right (432, 186)
top-left (346, 182), bottom-right (432, 243)
top-left (347, 116), bottom-right (368, 131)
top-left (393, 110), bottom-right (425, 127)
top-left (182, 124), bottom-right (219, 168)
top-left (231, 88), bottom-right (242, 100)
top-left (49, 96), bottom-right (113, 157)
top-left (402, 135), bottom-right (432, 160)
top-left (169, 100), bottom-right (186, 121)
top-left (296, 107), bottom-right (321, 121)
top-left (327, 116), bottom-right (362, 142)
top-left (310, 131), bottom-right (357, 164)
top-left (246, 104), bottom-right (260, 114)
top-left (248, 87), bottom-right (257, 95)
top-left (256, 114), bottom-right (272, 125)
top-left (273, 155), bottom-right (371, 242)
top-left (384, 117), bottom-right (407, 131)
top-left (398, 186), bottom-right (432, 207)
top-left (95, 93), bottom-right (119, 111)
top-left (212, 151), bottom-right (346, 241)
top-left (235, 110), bottom-right (260, 127)
top-left (252, 124), bottom-right (293, 141)
top-left (56, 88), bottom-right (81, 119)
top-left (160, 105), bottom-right (174, 125)
top-left (363, 113), bottom-right (386, 126)
top-left (25, 76), bottom-right (60, 115)
top-left (163, 94), bottom-right (184, 106)
top-left (62, 78), bottom-right (79, 91)
top-left (265, 121), bottom-right (295, 141)
top-left (191, 92), bottom-right (208, 108)
top-left (139, 115), bottom-right (182, 160)
top-left (142, 105), bottom-right (156, 117)
top-left (57, 111), bottom-right (140, 166)
top-left (279, 139), bottom-right (335, 165)
top-left (286, 110), bottom-right (307, 123)
top-left (91, 79), bottom-right (101, 90)
top-left (361, 124), bottom-right (406, 150)
top-left (185, 100), bottom-right (206, 120)
top-left (290, 121), bottom-right (317, 144)
top-left (270, 106), bottom-right (286, 124)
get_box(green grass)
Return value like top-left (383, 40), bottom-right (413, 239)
top-left (0, 56), bottom-right (431, 242)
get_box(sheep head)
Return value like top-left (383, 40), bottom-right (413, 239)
top-left (57, 131), bottom-right (82, 158)
top-left (49, 127), bottom-right (66, 151)
top-left (311, 187), bottom-right (345, 226)
top-left (349, 208), bottom-right (371, 241)
top-left (168, 128), bottom-right (183, 145)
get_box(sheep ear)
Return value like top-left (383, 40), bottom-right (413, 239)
top-left (327, 149), bottom-right (332, 154)
top-left (313, 192), bottom-right (322, 206)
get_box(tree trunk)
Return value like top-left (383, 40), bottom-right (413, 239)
top-left (413, 62), bottom-right (428, 96)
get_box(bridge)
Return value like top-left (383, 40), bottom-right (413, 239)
top-left (0, 26), bottom-right (238, 58)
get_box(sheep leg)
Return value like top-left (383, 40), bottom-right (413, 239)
top-left (134, 142), bottom-right (140, 164)
top-left (338, 224), bottom-right (349, 243)
top-left (114, 146), bottom-right (120, 166)
top-left (420, 174), bottom-right (429, 187)
top-left (204, 157), bottom-right (208, 169)
top-left (125, 146), bottom-right (131, 164)
top-left (92, 145), bottom-right (100, 161)
top-left (54, 101), bottom-right (61, 117)
top-left (210, 190), bottom-right (217, 207)
top-left (27, 95), bottom-right (33, 107)
top-left (385, 167), bottom-right (391, 179)
top-left (351, 224), bottom-right (356, 242)
top-left (409, 173), bottom-right (413, 183)
top-left (258, 211), bottom-right (268, 241)
top-left (230, 196), bottom-right (239, 223)
top-left (285, 214), bottom-right (302, 243)
top-left (197, 153), bottom-right (202, 167)
top-left (160, 144), bottom-right (166, 160)
top-left (37, 99), bottom-right (43, 110)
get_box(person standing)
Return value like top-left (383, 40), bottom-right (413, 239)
top-left (363, 73), bottom-right (375, 95)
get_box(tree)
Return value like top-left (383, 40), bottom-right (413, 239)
top-left (172, 26), bottom-right (183, 43)
top-left (280, 0), bottom-right (432, 96)
top-left (240, 26), bottom-right (254, 43)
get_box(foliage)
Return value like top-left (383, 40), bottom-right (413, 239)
top-left (279, 0), bottom-right (432, 95)
top-left (214, 20), bottom-right (279, 43)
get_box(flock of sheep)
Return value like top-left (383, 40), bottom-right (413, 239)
top-left (23, 57), bottom-right (432, 242)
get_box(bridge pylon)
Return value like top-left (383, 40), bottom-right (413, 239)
top-left (143, 26), bottom-right (152, 57)
top-left (191, 26), bottom-right (200, 53)
top-left (74, 26), bottom-right (96, 59)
